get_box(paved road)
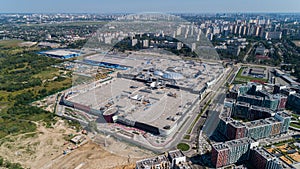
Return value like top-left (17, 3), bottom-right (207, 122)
top-left (182, 66), bottom-right (235, 156)
top-left (259, 131), bottom-right (300, 146)
top-left (243, 42), bottom-right (257, 62)
top-left (201, 66), bottom-right (233, 137)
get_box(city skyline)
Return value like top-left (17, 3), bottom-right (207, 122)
top-left (1, 0), bottom-right (300, 13)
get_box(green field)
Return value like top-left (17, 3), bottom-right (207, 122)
top-left (0, 40), bottom-right (23, 48)
top-left (57, 21), bottom-right (107, 26)
top-left (234, 67), bottom-right (268, 84)
top-left (0, 44), bottom-right (72, 139)
top-left (23, 21), bottom-right (107, 27)
top-left (290, 122), bottom-right (300, 129)
top-left (177, 143), bottom-right (190, 151)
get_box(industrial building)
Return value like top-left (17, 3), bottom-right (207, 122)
top-left (39, 49), bottom-right (81, 59)
top-left (60, 54), bottom-right (223, 136)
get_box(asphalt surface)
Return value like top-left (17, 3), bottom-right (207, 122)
top-left (182, 66), bottom-right (236, 156)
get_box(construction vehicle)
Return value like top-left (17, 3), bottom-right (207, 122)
top-left (95, 69), bottom-right (108, 80)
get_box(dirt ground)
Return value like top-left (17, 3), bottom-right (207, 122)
top-left (293, 41), bottom-right (300, 47)
top-left (0, 120), bottom-right (153, 169)
top-left (289, 152), bottom-right (300, 162)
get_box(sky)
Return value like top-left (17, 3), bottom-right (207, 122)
top-left (1, 0), bottom-right (300, 13)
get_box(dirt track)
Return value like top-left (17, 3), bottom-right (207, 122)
top-left (0, 120), bottom-right (153, 169)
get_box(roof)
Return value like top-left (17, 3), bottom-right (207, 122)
top-left (40, 49), bottom-right (80, 57)
top-left (253, 148), bottom-right (275, 160)
top-left (168, 150), bottom-right (185, 159)
top-left (245, 119), bottom-right (270, 128)
top-left (136, 155), bottom-right (169, 169)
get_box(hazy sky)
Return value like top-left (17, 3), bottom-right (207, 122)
top-left (1, 0), bottom-right (300, 13)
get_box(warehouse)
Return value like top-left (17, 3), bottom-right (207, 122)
top-left (39, 49), bottom-right (80, 59)
top-left (61, 53), bottom-right (223, 136)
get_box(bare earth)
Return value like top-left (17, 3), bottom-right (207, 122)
top-left (0, 120), bottom-right (153, 169)
top-left (293, 40), bottom-right (300, 47)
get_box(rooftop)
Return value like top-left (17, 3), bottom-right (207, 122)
top-left (254, 148), bottom-right (275, 160)
top-left (226, 137), bottom-right (253, 147)
top-left (136, 155), bottom-right (169, 169)
top-left (265, 117), bottom-right (281, 123)
top-left (229, 121), bottom-right (245, 128)
top-left (40, 49), bottom-right (80, 57)
top-left (213, 143), bottom-right (229, 151)
top-left (168, 150), bottom-right (185, 159)
top-left (66, 53), bottom-right (223, 135)
top-left (250, 105), bottom-right (272, 113)
top-left (236, 101), bottom-right (250, 107)
top-left (276, 111), bottom-right (290, 118)
top-left (245, 119), bottom-right (270, 128)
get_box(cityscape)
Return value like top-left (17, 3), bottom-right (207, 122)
top-left (1, 1), bottom-right (300, 169)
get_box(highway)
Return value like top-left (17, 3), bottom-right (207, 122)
top-left (201, 66), bottom-right (236, 137)
top-left (182, 65), bottom-right (237, 156)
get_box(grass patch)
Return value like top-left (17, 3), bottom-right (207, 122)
top-left (291, 114), bottom-right (299, 118)
top-left (66, 119), bottom-right (82, 131)
top-left (59, 21), bottom-right (107, 26)
top-left (21, 132), bottom-right (37, 139)
top-left (177, 143), bottom-right (190, 151)
top-left (0, 49), bottom-right (70, 139)
top-left (273, 139), bottom-right (295, 147)
top-left (234, 67), bottom-right (268, 84)
top-left (0, 156), bottom-right (23, 169)
top-left (186, 99), bottom-right (211, 135)
top-left (183, 135), bottom-right (190, 140)
top-left (290, 122), bottom-right (300, 129)
top-left (0, 40), bottom-right (23, 48)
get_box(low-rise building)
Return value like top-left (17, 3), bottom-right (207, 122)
top-left (136, 155), bottom-right (171, 169)
top-left (168, 150), bottom-right (186, 168)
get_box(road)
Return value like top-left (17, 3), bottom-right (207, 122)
top-left (259, 131), bottom-right (300, 146)
top-left (182, 65), bottom-right (236, 156)
top-left (243, 42), bottom-right (257, 62)
top-left (201, 66), bottom-right (236, 138)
